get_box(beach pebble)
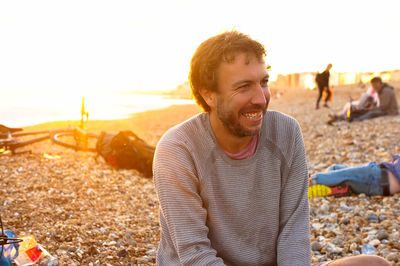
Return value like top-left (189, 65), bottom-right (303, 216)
top-left (385, 252), bottom-right (398, 262)
top-left (377, 230), bottom-right (389, 240)
top-left (326, 243), bottom-right (342, 255)
top-left (339, 203), bottom-right (351, 211)
top-left (389, 231), bottom-right (400, 241)
top-left (311, 241), bottom-right (323, 251)
top-left (312, 223), bottom-right (324, 230)
top-left (117, 249), bottom-right (127, 258)
top-left (361, 244), bottom-right (377, 255)
top-left (349, 243), bottom-right (358, 251)
top-left (368, 239), bottom-right (380, 247)
top-left (320, 203), bottom-right (330, 213)
top-left (340, 217), bottom-right (350, 225)
top-left (367, 213), bottom-right (379, 223)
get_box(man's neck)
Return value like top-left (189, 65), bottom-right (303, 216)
top-left (217, 132), bottom-right (253, 154)
top-left (209, 114), bottom-right (253, 154)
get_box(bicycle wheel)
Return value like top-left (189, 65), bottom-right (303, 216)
top-left (51, 130), bottom-right (98, 152)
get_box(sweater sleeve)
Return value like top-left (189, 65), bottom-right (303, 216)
top-left (153, 136), bottom-right (226, 266)
top-left (276, 123), bottom-right (311, 266)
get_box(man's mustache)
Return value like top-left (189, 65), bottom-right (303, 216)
top-left (241, 103), bottom-right (268, 113)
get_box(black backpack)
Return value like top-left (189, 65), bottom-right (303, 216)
top-left (96, 130), bottom-right (155, 177)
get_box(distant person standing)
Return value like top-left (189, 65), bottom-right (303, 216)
top-left (315, 63), bottom-right (332, 109)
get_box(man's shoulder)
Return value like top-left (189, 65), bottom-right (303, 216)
top-left (382, 83), bottom-right (395, 92)
top-left (262, 111), bottom-right (301, 143)
top-left (265, 110), bottom-right (299, 128)
top-left (155, 113), bottom-right (214, 162)
top-left (159, 113), bottom-right (208, 145)
top-left (260, 111), bottom-right (304, 165)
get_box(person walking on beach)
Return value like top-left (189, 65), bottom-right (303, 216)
top-left (153, 31), bottom-right (389, 266)
top-left (315, 63), bottom-right (333, 109)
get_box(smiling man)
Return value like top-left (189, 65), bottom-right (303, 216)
top-left (153, 31), bottom-right (389, 265)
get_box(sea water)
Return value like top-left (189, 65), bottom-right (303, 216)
top-left (1, 91), bottom-right (194, 127)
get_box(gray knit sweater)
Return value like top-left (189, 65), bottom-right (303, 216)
top-left (153, 111), bottom-right (311, 266)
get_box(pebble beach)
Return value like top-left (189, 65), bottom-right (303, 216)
top-left (1, 84), bottom-right (400, 265)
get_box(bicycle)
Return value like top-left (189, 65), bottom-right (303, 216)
top-left (0, 95), bottom-right (154, 177)
top-left (0, 124), bottom-right (99, 155)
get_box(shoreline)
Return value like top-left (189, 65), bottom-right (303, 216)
top-left (3, 92), bottom-right (195, 129)
top-left (23, 104), bottom-right (201, 146)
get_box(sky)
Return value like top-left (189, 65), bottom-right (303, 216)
top-left (1, 0), bottom-right (400, 95)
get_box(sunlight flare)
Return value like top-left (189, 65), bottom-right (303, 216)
top-left (43, 153), bottom-right (60, 159)
top-left (304, 75), bottom-right (316, 90)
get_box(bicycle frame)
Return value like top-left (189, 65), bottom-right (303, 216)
top-left (0, 131), bottom-right (51, 155)
top-left (0, 128), bottom-right (98, 155)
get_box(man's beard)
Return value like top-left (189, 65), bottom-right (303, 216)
top-left (216, 96), bottom-right (267, 137)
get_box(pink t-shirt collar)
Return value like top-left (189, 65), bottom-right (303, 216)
top-left (223, 134), bottom-right (260, 160)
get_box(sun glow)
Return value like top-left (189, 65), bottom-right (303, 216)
top-left (43, 153), bottom-right (61, 159)
top-left (1, 0), bottom-right (400, 99)
top-left (304, 75), bottom-right (316, 90)
top-left (340, 73), bottom-right (357, 85)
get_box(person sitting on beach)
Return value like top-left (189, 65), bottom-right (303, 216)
top-left (309, 155), bottom-right (400, 198)
top-left (328, 77), bottom-right (398, 124)
top-left (153, 31), bottom-right (389, 266)
top-left (327, 86), bottom-right (378, 124)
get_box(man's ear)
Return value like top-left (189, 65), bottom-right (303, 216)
top-left (200, 89), bottom-right (216, 109)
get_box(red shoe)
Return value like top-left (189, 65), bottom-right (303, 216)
top-left (309, 183), bottom-right (351, 199)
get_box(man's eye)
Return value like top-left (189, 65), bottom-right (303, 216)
top-left (238, 84), bottom-right (249, 89)
top-left (261, 79), bottom-right (269, 87)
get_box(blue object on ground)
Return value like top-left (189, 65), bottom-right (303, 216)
top-left (0, 230), bottom-right (19, 266)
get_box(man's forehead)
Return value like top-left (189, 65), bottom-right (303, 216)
top-left (224, 52), bottom-right (265, 64)
top-left (217, 52), bottom-right (269, 84)
top-left (218, 53), bottom-right (267, 74)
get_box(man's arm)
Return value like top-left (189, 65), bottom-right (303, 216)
top-left (154, 138), bottom-right (226, 266)
top-left (276, 124), bottom-right (311, 265)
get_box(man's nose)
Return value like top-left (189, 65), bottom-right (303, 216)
top-left (251, 85), bottom-right (268, 106)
